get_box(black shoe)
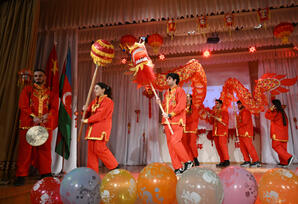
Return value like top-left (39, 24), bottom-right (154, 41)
top-left (240, 161), bottom-right (251, 167)
top-left (222, 160), bottom-right (230, 167)
top-left (216, 162), bottom-right (225, 167)
top-left (184, 161), bottom-right (194, 171)
top-left (250, 161), bottom-right (262, 168)
top-left (287, 156), bottom-right (294, 167)
top-left (174, 168), bottom-right (184, 176)
top-left (193, 157), bottom-right (200, 166)
top-left (40, 173), bottom-right (52, 179)
top-left (13, 176), bottom-right (25, 186)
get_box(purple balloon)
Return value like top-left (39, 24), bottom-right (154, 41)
top-left (218, 166), bottom-right (258, 204)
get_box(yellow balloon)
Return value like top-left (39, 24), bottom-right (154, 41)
top-left (100, 169), bottom-right (137, 204)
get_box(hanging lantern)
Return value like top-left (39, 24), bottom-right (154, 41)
top-left (147, 33), bottom-right (163, 54)
top-left (18, 69), bottom-right (33, 87)
top-left (119, 35), bottom-right (137, 53)
top-left (257, 8), bottom-right (270, 23)
top-left (143, 86), bottom-right (155, 119)
top-left (167, 19), bottom-right (176, 39)
top-left (273, 22), bottom-right (294, 44)
top-left (197, 16), bottom-right (208, 38)
top-left (224, 13), bottom-right (234, 36)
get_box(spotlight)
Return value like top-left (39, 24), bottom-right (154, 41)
top-left (159, 54), bottom-right (165, 60)
top-left (249, 46), bottom-right (256, 53)
top-left (121, 58), bottom-right (127, 64)
top-left (203, 50), bottom-right (211, 57)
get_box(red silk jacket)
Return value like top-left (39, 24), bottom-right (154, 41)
top-left (161, 86), bottom-right (186, 126)
top-left (184, 105), bottom-right (199, 133)
top-left (237, 108), bottom-right (253, 137)
top-left (85, 95), bottom-right (114, 141)
top-left (207, 108), bottom-right (229, 137)
top-left (265, 109), bottom-right (288, 142)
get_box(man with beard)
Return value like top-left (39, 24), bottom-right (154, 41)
top-left (14, 69), bottom-right (58, 186)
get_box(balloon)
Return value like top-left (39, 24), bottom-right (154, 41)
top-left (258, 168), bottom-right (298, 204)
top-left (60, 167), bottom-right (101, 204)
top-left (218, 166), bottom-right (258, 204)
top-left (31, 177), bottom-right (62, 204)
top-left (100, 169), bottom-right (137, 204)
top-left (137, 163), bottom-right (177, 204)
top-left (176, 167), bottom-right (223, 204)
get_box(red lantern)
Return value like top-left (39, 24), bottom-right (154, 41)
top-left (273, 22), bottom-right (294, 44)
top-left (257, 8), bottom-right (270, 22)
top-left (198, 16), bottom-right (207, 28)
top-left (224, 13), bottom-right (234, 27)
top-left (143, 86), bottom-right (155, 119)
top-left (135, 109), bottom-right (140, 123)
top-left (119, 35), bottom-right (137, 53)
top-left (18, 69), bottom-right (33, 87)
top-left (167, 19), bottom-right (176, 39)
top-left (147, 34), bottom-right (163, 54)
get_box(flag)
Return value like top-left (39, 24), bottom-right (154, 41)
top-left (45, 45), bottom-right (60, 128)
top-left (56, 48), bottom-right (72, 159)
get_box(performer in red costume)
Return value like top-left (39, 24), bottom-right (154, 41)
top-left (265, 99), bottom-right (294, 167)
top-left (157, 73), bottom-right (193, 176)
top-left (206, 99), bottom-right (230, 167)
top-left (236, 100), bottom-right (261, 168)
top-left (82, 82), bottom-right (119, 173)
top-left (14, 69), bottom-right (58, 186)
top-left (183, 94), bottom-right (200, 166)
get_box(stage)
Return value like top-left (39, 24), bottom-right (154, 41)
top-left (0, 163), bottom-right (297, 204)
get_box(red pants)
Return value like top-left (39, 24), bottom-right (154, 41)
top-left (272, 140), bottom-right (292, 165)
top-left (16, 129), bottom-right (52, 177)
top-left (239, 137), bottom-right (259, 162)
top-left (214, 136), bottom-right (229, 162)
top-left (87, 140), bottom-right (118, 173)
top-left (164, 125), bottom-right (192, 169)
top-left (182, 133), bottom-right (198, 158)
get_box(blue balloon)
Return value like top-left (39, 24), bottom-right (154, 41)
top-left (60, 167), bottom-right (101, 204)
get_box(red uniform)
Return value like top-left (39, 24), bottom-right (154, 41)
top-left (16, 84), bottom-right (58, 177)
top-left (237, 108), bottom-right (259, 162)
top-left (85, 95), bottom-right (118, 172)
top-left (183, 105), bottom-right (199, 158)
top-left (162, 86), bottom-right (192, 169)
top-left (207, 108), bottom-right (229, 162)
top-left (265, 109), bottom-right (292, 165)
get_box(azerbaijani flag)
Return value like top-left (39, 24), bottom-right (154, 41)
top-left (56, 48), bottom-right (72, 159)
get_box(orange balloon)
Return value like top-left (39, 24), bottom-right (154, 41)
top-left (258, 168), bottom-right (298, 204)
top-left (137, 163), bottom-right (177, 204)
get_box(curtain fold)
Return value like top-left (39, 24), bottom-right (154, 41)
top-left (35, 29), bottom-right (79, 173)
top-left (258, 58), bottom-right (298, 164)
top-left (0, 0), bottom-right (39, 181)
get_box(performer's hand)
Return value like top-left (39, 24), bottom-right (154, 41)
top-left (156, 98), bottom-right (161, 105)
top-left (162, 112), bottom-right (169, 119)
top-left (33, 116), bottom-right (42, 124)
top-left (82, 105), bottom-right (88, 111)
top-left (41, 114), bottom-right (48, 123)
top-left (81, 119), bottom-right (88, 123)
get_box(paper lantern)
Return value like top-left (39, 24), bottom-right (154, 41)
top-left (90, 39), bottom-right (114, 66)
top-left (147, 33), bottom-right (163, 53)
top-left (273, 22), bottom-right (294, 44)
top-left (257, 8), bottom-right (270, 22)
top-left (167, 19), bottom-right (176, 39)
top-left (119, 35), bottom-right (137, 52)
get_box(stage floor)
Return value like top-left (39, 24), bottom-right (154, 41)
top-left (0, 163), bottom-right (297, 204)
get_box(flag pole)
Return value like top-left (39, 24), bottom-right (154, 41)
top-left (150, 83), bottom-right (174, 135)
top-left (78, 64), bottom-right (99, 142)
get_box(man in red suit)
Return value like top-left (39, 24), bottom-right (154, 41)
top-left (157, 73), bottom-right (193, 175)
top-left (207, 99), bottom-right (230, 167)
top-left (265, 99), bottom-right (294, 167)
top-left (183, 94), bottom-right (200, 166)
top-left (236, 100), bottom-right (261, 167)
top-left (14, 69), bottom-right (58, 186)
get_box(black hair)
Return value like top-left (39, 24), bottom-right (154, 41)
top-left (272, 99), bottom-right (287, 126)
top-left (215, 99), bottom-right (223, 104)
top-left (96, 82), bottom-right (112, 99)
top-left (34, 69), bottom-right (46, 75)
top-left (187, 94), bottom-right (193, 112)
top-left (166, 73), bottom-right (180, 85)
top-left (236, 100), bottom-right (242, 104)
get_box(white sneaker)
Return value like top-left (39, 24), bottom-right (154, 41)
top-left (184, 161), bottom-right (194, 171)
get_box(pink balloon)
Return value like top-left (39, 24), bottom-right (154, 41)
top-left (218, 166), bottom-right (258, 204)
top-left (31, 177), bottom-right (62, 204)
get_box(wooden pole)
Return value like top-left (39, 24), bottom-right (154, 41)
top-left (78, 64), bottom-right (99, 142)
top-left (150, 83), bottom-right (174, 135)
